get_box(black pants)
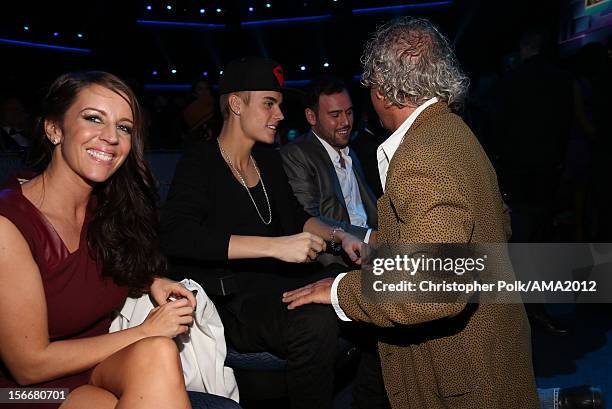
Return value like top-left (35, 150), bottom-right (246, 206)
top-left (342, 324), bottom-right (391, 409)
top-left (217, 292), bottom-right (339, 409)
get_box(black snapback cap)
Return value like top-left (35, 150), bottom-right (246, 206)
top-left (219, 57), bottom-right (288, 95)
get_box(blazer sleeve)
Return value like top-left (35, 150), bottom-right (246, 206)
top-left (281, 143), bottom-right (370, 240)
top-left (266, 147), bottom-right (311, 235)
top-left (160, 141), bottom-right (231, 261)
top-left (337, 144), bottom-right (476, 327)
top-left (280, 143), bottom-right (321, 217)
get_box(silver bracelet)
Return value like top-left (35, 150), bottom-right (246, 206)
top-left (330, 227), bottom-right (344, 253)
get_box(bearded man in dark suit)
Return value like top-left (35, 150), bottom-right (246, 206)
top-left (281, 76), bottom-right (378, 266)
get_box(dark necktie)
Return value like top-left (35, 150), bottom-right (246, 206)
top-left (338, 151), bottom-right (346, 169)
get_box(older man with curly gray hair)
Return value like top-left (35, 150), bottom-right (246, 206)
top-left (361, 17), bottom-right (469, 111)
top-left (283, 16), bottom-right (539, 409)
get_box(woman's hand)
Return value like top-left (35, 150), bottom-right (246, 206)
top-left (150, 277), bottom-right (197, 308)
top-left (269, 232), bottom-right (326, 263)
top-left (139, 298), bottom-right (194, 338)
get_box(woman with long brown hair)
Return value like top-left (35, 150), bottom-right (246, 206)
top-left (0, 71), bottom-right (197, 409)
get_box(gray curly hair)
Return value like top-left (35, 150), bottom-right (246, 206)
top-left (361, 17), bottom-right (469, 110)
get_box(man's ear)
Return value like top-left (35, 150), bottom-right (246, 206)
top-left (44, 119), bottom-right (62, 145)
top-left (304, 108), bottom-right (317, 127)
top-left (228, 94), bottom-right (243, 116)
top-left (375, 89), bottom-right (399, 110)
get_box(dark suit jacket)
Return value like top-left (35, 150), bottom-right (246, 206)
top-left (337, 103), bottom-right (538, 409)
top-left (280, 131), bottom-right (378, 242)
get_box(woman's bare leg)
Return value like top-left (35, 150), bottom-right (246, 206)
top-left (60, 385), bottom-right (118, 409)
top-left (90, 336), bottom-right (191, 409)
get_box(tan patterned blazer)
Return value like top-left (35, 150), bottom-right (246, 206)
top-left (337, 102), bottom-right (539, 409)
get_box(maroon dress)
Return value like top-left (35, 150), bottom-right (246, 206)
top-left (0, 177), bottom-right (128, 409)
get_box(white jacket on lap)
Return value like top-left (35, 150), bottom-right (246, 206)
top-left (110, 279), bottom-right (239, 402)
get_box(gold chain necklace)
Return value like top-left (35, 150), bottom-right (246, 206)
top-left (217, 140), bottom-right (272, 225)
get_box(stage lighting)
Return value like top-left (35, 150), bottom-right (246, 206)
top-left (23, 26), bottom-right (29, 31)
top-left (171, 69), bottom-right (177, 74)
top-left (323, 62), bottom-right (330, 67)
top-left (200, 8), bottom-right (205, 14)
top-left (53, 32), bottom-right (59, 37)
top-left (216, 8), bottom-right (222, 13)
top-left (146, 5), bottom-right (152, 11)
top-left (265, 3), bottom-right (271, 8)
top-left (248, 6), bottom-right (254, 12)
top-left (77, 33), bottom-right (83, 38)
top-left (300, 65), bottom-right (306, 71)
top-left (152, 70), bottom-right (159, 76)
top-left (166, 5), bottom-right (172, 10)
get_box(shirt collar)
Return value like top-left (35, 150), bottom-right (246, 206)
top-left (377, 97), bottom-right (438, 165)
top-left (117, 297), bottom-right (138, 320)
top-left (313, 130), bottom-right (350, 162)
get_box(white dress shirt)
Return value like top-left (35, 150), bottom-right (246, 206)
top-left (313, 132), bottom-right (372, 243)
top-left (377, 97), bottom-right (438, 191)
top-left (331, 97), bottom-right (439, 321)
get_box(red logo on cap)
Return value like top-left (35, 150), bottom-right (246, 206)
top-left (272, 65), bottom-right (284, 87)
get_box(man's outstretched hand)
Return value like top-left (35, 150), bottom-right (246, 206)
top-left (282, 278), bottom-right (334, 310)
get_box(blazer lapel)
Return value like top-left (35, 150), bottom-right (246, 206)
top-left (308, 133), bottom-right (349, 216)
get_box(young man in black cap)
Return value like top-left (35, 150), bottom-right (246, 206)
top-left (161, 57), bottom-right (364, 409)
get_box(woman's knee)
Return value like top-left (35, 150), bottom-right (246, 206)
top-left (131, 336), bottom-right (179, 356)
top-left (60, 385), bottom-right (117, 409)
top-left (128, 336), bottom-right (182, 371)
top-left (90, 337), bottom-right (186, 401)
top-left (94, 336), bottom-right (182, 385)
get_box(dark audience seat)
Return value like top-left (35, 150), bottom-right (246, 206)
top-left (188, 391), bottom-right (242, 409)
